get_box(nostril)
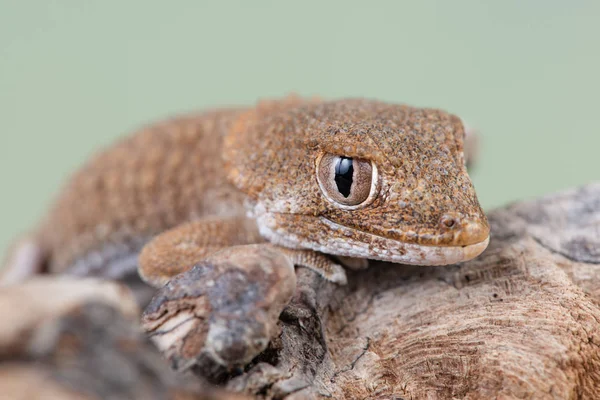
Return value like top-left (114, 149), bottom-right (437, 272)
top-left (440, 215), bottom-right (459, 229)
top-left (438, 213), bottom-right (490, 245)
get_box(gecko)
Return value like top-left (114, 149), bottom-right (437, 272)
top-left (1, 95), bottom-right (490, 371)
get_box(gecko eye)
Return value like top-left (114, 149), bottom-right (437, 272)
top-left (316, 153), bottom-right (378, 208)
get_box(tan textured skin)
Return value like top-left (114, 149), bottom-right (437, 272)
top-left (2, 96), bottom-right (489, 286)
top-left (225, 98), bottom-right (489, 255)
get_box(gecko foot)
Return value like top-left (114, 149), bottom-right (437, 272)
top-left (280, 248), bottom-right (347, 284)
top-left (141, 244), bottom-right (296, 378)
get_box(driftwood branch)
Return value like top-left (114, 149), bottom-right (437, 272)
top-left (0, 278), bottom-right (244, 400)
top-left (1, 183), bottom-right (599, 399)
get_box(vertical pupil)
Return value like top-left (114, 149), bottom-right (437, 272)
top-left (334, 157), bottom-right (353, 197)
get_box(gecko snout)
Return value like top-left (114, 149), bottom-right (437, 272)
top-left (439, 213), bottom-right (490, 246)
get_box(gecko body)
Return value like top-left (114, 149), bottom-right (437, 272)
top-left (3, 96), bottom-right (489, 284)
top-left (2, 96), bottom-right (490, 369)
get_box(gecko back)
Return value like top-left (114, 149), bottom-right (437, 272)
top-left (3, 108), bottom-right (246, 282)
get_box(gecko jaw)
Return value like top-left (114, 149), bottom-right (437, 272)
top-left (314, 217), bottom-right (490, 265)
top-left (253, 208), bottom-right (490, 266)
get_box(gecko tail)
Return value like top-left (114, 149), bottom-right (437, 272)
top-left (0, 235), bottom-right (48, 286)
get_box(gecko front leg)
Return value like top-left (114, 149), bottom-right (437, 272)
top-left (138, 216), bottom-right (264, 287)
top-left (139, 216), bottom-right (346, 287)
top-left (138, 216), bottom-right (345, 374)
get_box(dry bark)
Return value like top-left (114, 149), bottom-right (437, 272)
top-left (1, 183), bottom-right (599, 399)
top-left (0, 278), bottom-right (247, 400)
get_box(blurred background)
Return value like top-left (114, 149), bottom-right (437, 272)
top-left (1, 1), bottom-right (598, 260)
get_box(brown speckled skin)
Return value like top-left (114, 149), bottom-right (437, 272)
top-left (38, 109), bottom-right (247, 276)
top-left (30, 96), bottom-right (488, 279)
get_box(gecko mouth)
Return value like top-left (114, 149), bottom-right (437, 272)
top-left (256, 211), bottom-right (490, 266)
top-left (315, 217), bottom-right (490, 265)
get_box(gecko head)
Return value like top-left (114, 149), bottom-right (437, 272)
top-left (224, 97), bottom-right (490, 266)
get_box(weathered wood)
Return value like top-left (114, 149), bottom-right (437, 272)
top-left (0, 278), bottom-right (247, 400)
top-left (1, 183), bottom-right (599, 399)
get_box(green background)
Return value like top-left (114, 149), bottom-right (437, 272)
top-left (1, 1), bottom-right (598, 261)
